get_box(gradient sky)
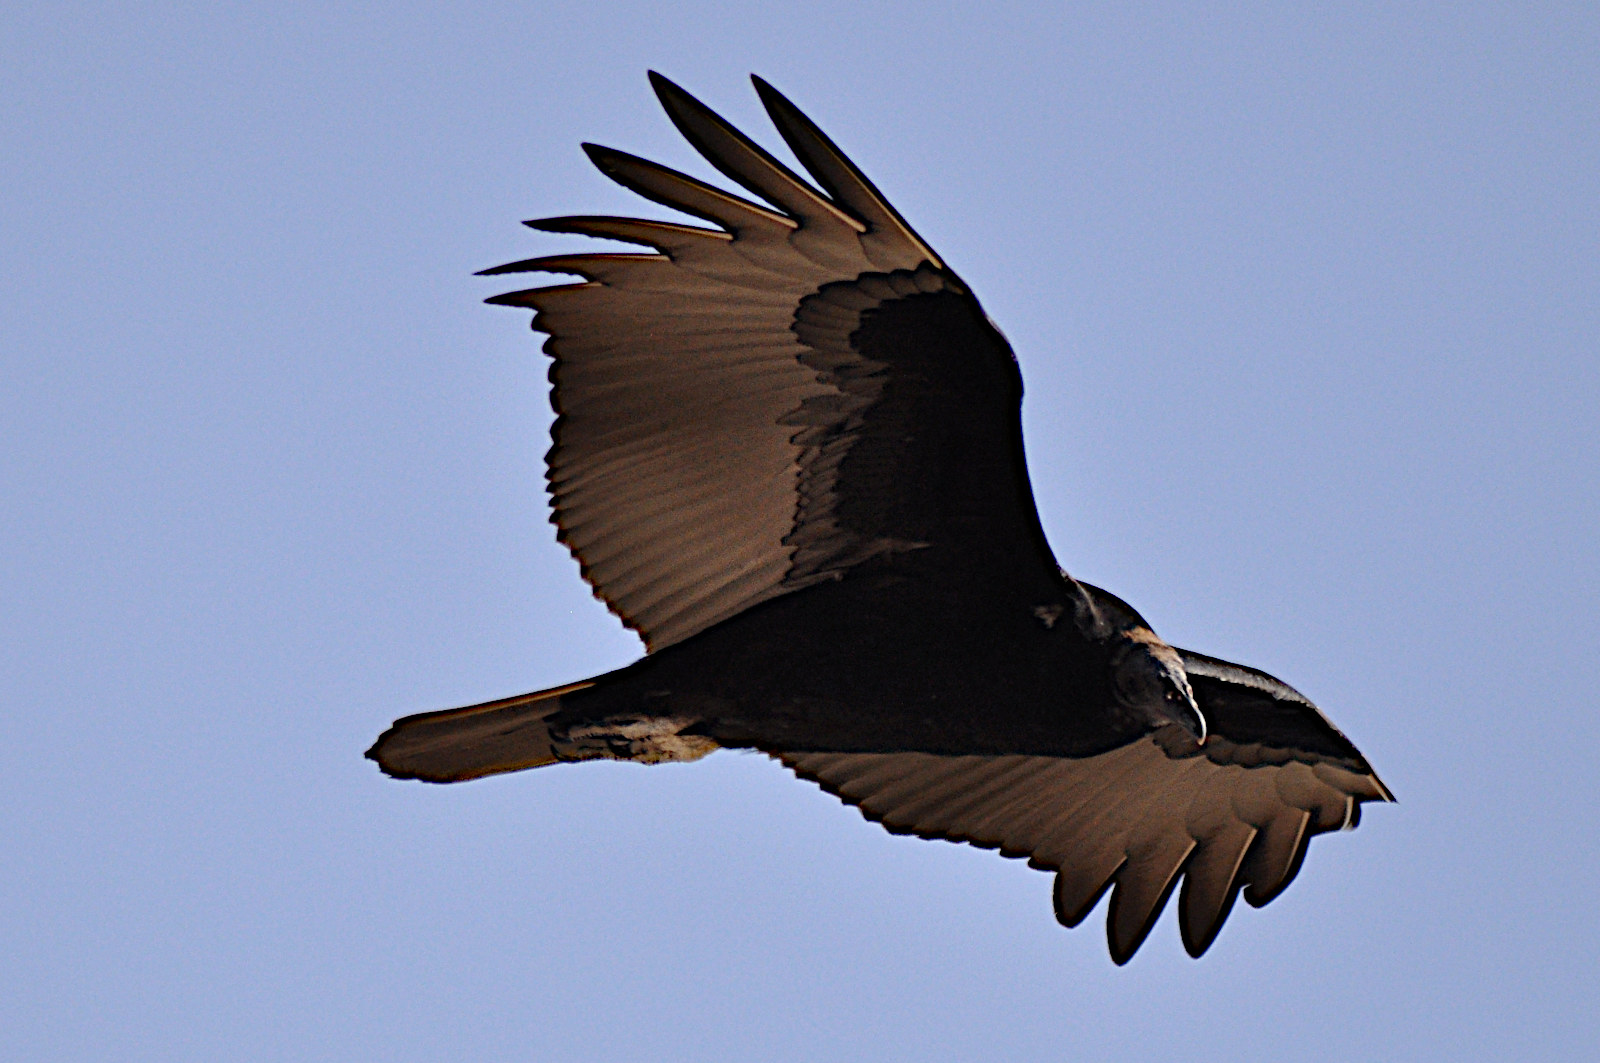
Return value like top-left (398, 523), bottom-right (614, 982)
top-left (4, 3), bottom-right (1597, 1060)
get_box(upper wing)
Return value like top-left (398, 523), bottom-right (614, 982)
top-left (483, 74), bottom-right (1060, 651)
top-left (777, 653), bottom-right (1390, 963)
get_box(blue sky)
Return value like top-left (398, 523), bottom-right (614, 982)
top-left (3, 3), bottom-right (1596, 1060)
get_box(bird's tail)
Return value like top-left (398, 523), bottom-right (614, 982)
top-left (366, 681), bottom-right (594, 783)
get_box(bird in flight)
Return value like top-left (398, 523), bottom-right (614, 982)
top-left (368, 73), bottom-right (1391, 963)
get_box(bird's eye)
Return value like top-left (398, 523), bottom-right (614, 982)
top-left (1113, 653), bottom-right (1158, 705)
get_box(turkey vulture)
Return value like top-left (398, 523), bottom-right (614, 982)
top-left (368, 73), bottom-right (1391, 963)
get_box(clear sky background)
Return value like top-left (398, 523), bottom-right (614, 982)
top-left (4, 3), bottom-right (1596, 1060)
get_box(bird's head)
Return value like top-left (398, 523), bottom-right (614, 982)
top-left (1065, 576), bottom-right (1208, 744)
top-left (1108, 627), bottom-right (1207, 744)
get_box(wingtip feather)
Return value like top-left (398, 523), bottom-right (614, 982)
top-left (646, 72), bottom-right (866, 232)
top-left (748, 73), bottom-right (940, 268)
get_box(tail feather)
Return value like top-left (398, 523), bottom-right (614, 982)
top-left (366, 681), bottom-right (594, 783)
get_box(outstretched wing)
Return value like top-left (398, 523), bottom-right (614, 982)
top-left (777, 654), bottom-right (1391, 963)
top-left (484, 74), bottom-right (1060, 651)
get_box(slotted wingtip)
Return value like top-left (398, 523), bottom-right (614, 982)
top-left (748, 76), bottom-right (807, 139)
top-left (573, 142), bottom-right (649, 194)
top-left (482, 289), bottom-right (542, 307)
top-left (1106, 912), bottom-right (1155, 967)
top-left (748, 73), bottom-right (788, 111)
top-left (646, 70), bottom-right (713, 131)
top-left (1181, 930), bottom-right (1219, 960)
top-left (521, 216), bottom-right (588, 234)
top-left (579, 141), bottom-right (653, 184)
top-left (1177, 884), bottom-right (1240, 960)
top-left (1106, 920), bottom-right (1141, 967)
top-left (748, 74), bottom-right (816, 152)
top-left (646, 68), bottom-right (684, 100)
top-left (475, 259), bottom-right (536, 277)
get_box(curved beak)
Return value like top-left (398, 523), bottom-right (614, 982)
top-left (1171, 694), bottom-right (1207, 745)
top-left (1162, 669), bottom-right (1208, 745)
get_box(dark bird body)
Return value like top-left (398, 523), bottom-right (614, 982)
top-left (369, 73), bottom-right (1390, 963)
